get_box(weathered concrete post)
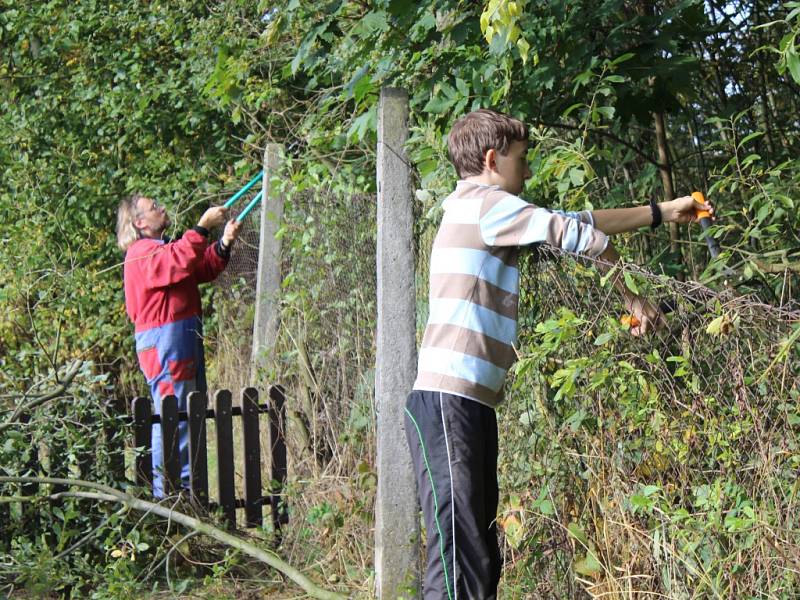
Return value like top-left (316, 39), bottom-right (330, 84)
top-left (375, 87), bottom-right (419, 597)
top-left (251, 143), bottom-right (284, 379)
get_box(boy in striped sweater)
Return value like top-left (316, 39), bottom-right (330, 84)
top-left (405, 109), bottom-right (711, 599)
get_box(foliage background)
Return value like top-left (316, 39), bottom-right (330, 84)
top-left (2, 0), bottom-right (800, 597)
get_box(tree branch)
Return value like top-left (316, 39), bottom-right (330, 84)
top-left (0, 476), bottom-right (347, 600)
top-left (532, 119), bottom-right (663, 169)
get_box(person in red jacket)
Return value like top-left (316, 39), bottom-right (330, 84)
top-left (116, 194), bottom-right (242, 497)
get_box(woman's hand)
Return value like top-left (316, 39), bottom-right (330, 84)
top-left (198, 206), bottom-right (229, 229)
top-left (221, 219), bottom-right (243, 247)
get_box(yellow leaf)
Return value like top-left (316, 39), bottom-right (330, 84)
top-left (517, 38), bottom-right (530, 64)
top-left (501, 513), bottom-right (525, 549)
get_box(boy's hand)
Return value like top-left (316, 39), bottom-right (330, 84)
top-left (663, 196), bottom-right (714, 224)
top-left (623, 295), bottom-right (664, 336)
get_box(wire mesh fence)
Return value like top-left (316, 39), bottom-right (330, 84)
top-left (503, 246), bottom-right (800, 598)
top-left (212, 189), bottom-right (378, 474)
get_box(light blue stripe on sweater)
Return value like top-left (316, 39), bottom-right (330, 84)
top-left (430, 248), bottom-right (519, 294)
top-left (479, 195), bottom-right (530, 245)
top-left (419, 347), bottom-right (508, 392)
top-left (428, 298), bottom-right (518, 344)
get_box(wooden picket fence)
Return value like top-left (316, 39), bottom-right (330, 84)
top-left (131, 385), bottom-right (288, 532)
top-left (0, 386), bottom-right (287, 545)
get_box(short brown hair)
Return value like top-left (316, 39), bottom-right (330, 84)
top-left (447, 109), bottom-right (529, 178)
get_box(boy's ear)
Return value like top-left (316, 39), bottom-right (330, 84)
top-left (485, 148), bottom-right (498, 173)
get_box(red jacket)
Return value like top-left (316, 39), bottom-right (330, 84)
top-left (124, 229), bottom-right (228, 332)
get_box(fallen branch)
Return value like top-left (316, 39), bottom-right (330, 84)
top-left (0, 476), bottom-right (347, 600)
top-left (0, 360), bottom-right (83, 434)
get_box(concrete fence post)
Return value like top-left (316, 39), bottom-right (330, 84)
top-left (375, 87), bottom-right (420, 598)
top-left (251, 143), bottom-right (284, 380)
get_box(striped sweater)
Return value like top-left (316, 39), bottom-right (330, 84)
top-left (413, 181), bottom-right (609, 407)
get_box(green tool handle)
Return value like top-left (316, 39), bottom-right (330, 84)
top-left (235, 191), bottom-right (263, 222)
top-left (224, 172), bottom-right (263, 209)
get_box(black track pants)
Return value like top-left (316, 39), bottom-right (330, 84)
top-left (405, 390), bottom-right (502, 600)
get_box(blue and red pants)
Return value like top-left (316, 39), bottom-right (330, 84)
top-left (135, 316), bottom-right (207, 497)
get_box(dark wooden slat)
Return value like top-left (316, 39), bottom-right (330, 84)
top-left (268, 385), bottom-right (289, 533)
top-left (132, 397), bottom-right (152, 488)
top-left (187, 391), bottom-right (209, 508)
top-left (160, 395), bottom-right (181, 496)
top-left (214, 389), bottom-right (236, 528)
top-left (241, 387), bottom-right (262, 528)
top-left (104, 397), bottom-right (127, 483)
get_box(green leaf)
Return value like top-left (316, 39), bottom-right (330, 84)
top-left (641, 485), bottom-right (660, 497)
top-left (567, 522), bottom-right (589, 546)
top-left (539, 499), bottom-right (554, 515)
top-left (455, 78), bottom-right (469, 97)
top-left (623, 272), bottom-right (639, 294)
top-left (788, 49), bottom-right (800, 84)
top-left (737, 131), bottom-right (765, 148)
top-left (423, 92), bottom-right (457, 114)
top-left (568, 168), bottom-right (585, 186)
top-left (594, 332), bottom-right (613, 346)
top-left (595, 106), bottom-right (615, 120)
top-left (610, 52), bottom-right (635, 66)
top-left (574, 551), bottom-right (602, 576)
top-left (517, 37), bottom-right (530, 64)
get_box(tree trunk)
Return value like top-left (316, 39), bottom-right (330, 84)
top-left (653, 110), bottom-right (683, 280)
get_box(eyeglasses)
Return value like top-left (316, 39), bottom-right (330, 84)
top-left (135, 199), bottom-right (161, 218)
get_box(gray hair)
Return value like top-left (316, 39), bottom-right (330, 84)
top-left (116, 193), bottom-right (145, 252)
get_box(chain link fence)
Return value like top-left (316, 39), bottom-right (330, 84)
top-left (507, 247), bottom-right (799, 598)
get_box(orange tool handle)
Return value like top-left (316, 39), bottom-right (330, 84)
top-left (692, 191), bottom-right (712, 219)
top-left (621, 314), bottom-right (640, 328)
top-left (620, 300), bottom-right (676, 330)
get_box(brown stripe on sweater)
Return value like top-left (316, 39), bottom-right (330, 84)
top-left (420, 322), bottom-right (517, 368)
top-left (429, 273), bottom-right (519, 319)
top-left (478, 186), bottom-right (513, 219)
top-left (490, 203), bottom-right (538, 247)
top-left (414, 371), bottom-right (502, 407)
top-left (489, 246), bottom-right (519, 268)
top-left (546, 212), bottom-right (569, 250)
top-left (434, 223), bottom-right (486, 250)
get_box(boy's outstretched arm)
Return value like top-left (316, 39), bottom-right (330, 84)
top-left (591, 195), bottom-right (713, 235)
